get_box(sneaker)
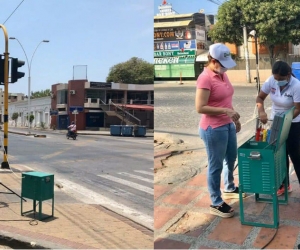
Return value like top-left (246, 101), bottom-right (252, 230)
top-left (223, 187), bottom-right (246, 199)
top-left (210, 202), bottom-right (234, 218)
top-left (277, 185), bottom-right (292, 196)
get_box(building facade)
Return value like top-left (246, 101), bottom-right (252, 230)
top-left (6, 96), bottom-right (51, 128)
top-left (154, 2), bottom-right (214, 80)
top-left (50, 80), bottom-right (154, 130)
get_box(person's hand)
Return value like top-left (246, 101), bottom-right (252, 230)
top-left (259, 111), bottom-right (268, 124)
top-left (225, 108), bottom-right (240, 122)
top-left (234, 120), bottom-right (241, 133)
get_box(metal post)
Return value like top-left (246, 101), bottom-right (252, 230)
top-left (254, 35), bottom-right (260, 93)
top-left (243, 26), bottom-right (251, 83)
top-left (28, 75), bottom-right (31, 130)
top-left (0, 24), bottom-right (9, 168)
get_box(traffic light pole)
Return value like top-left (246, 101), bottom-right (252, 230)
top-left (0, 24), bottom-right (10, 168)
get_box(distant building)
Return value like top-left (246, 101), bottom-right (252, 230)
top-left (50, 80), bottom-right (154, 130)
top-left (154, 1), bottom-right (215, 80)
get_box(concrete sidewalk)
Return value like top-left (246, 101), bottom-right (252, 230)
top-left (154, 149), bottom-right (300, 249)
top-left (0, 164), bottom-right (153, 249)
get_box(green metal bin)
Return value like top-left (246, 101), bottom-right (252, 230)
top-left (238, 107), bottom-right (294, 228)
top-left (21, 171), bottom-right (54, 221)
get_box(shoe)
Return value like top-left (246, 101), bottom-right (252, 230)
top-left (277, 185), bottom-right (292, 196)
top-left (210, 202), bottom-right (234, 218)
top-left (223, 187), bottom-right (246, 199)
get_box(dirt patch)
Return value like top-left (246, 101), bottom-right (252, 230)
top-left (166, 211), bottom-right (215, 235)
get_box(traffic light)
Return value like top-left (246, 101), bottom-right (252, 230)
top-left (0, 55), bottom-right (4, 84)
top-left (10, 57), bottom-right (25, 83)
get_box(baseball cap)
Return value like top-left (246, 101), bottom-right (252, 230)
top-left (209, 43), bottom-right (236, 69)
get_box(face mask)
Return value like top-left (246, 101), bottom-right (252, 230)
top-left (215, 67), bottom-right (227, 74)
top-left (276, 80), bottom-right (288, 86)
top-left (219, 68), bottom-right (228, 74)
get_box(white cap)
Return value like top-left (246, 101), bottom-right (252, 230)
top-left (209, 43), bottom-right (236, 69)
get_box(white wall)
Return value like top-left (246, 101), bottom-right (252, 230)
top-left (5, 97), bottom-right (51, 128)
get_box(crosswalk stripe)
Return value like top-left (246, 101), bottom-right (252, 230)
top-left (118, 172), bottom-right (153, 183)
top-left (97, 175), bottom-right (153, 195)
top-left (134, 170), bottom-right (153, 176)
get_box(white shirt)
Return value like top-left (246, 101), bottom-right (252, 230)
top-left (261, 75), bottom-right (300, 122)
top-left (68, 124), bottom-right (76, 131)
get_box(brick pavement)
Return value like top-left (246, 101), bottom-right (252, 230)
top-left (0, 164), bottom-right (153, 249)
top-left (154, 150), bottom-right (300, 249)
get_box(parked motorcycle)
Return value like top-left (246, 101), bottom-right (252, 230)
top-left (66, 130), bottom-right (77, 140)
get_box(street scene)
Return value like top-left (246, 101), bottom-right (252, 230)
top-left (0, 126), bottom-right (153, 248)
top-left (154, 83), bottom-right (300, 249)
top-left (0, 0), bottom-right (153, 249)
top-left (154, 0), bottom-right (300, 248)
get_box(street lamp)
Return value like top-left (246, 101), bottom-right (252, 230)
top-left (9, 37), bottom-right (49, 134)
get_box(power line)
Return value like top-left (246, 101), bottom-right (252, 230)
top-left (3, 0), bottom-right (25, 25)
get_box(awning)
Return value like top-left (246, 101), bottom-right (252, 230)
top-left (117, 104), bottom-right (154, 111)
top-left (196, 51), bottom-right (209, 62)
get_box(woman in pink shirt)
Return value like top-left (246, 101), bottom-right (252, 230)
top-left (195, 43), bottom-right (243, 218)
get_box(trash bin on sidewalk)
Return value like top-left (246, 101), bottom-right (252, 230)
top-left (110, 125), bottom-right (122, 136)
top-left (292, 62), bottom-right (300, 81)
top-left (121, 125), bottom-right (133, 136)
top-left (21, 171), bottom-right (54, 221)
top-left (133, 125), bottom-right (146, 137)
top-left (237, 107), bottom-right (294, 228)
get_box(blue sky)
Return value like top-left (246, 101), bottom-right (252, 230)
top-left (0, 0), bottom-right (153, 94)
top-left (154, 0), bottom-right (220, 16)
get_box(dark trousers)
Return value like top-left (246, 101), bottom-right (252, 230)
top-left (285, 121), bottom-right (300, 185)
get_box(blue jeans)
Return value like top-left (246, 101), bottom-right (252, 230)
top-left (199, 123), bottom-right (237, 206)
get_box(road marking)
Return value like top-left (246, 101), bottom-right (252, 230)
top-left (118, 172), bottom-right (153, 183)
top-left (97, 175), bottom-right (153, 195)
top-left (134, 170), bottom-right (153, 176)
top-left (58, 178), bottom-right (153, 230)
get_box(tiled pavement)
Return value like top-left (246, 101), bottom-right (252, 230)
top-left (154, 150), bottom-right (300, 249)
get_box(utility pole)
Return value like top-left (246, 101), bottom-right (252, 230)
top-left (0, 24), bottom-right (10, 168)
top-left (243, 26), bottom-right (251, 83)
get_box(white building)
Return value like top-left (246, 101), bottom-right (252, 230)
top-left (5, 97), bottom-right (51, 128)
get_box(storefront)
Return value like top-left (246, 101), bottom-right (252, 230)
top-left (154, 12), bottom-right (209, 80)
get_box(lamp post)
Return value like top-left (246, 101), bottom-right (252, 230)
top-left (9, 37), bottom-right (49, 134)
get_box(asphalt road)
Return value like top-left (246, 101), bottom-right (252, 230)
top-left (3, 131), bottom-right (153, 227)
top-left (155, 84), bottom-right (272, 147)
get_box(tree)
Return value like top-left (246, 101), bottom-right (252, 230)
top-left (106, 57), bottom-right (153, 84)
top-left (11, 112), bottom-right (18, 127)
top-left (26, 114), bottom-right (34, 128)
top-left (31, 89), bottom-right (51, 99)
top-left (208, 0), bottom-right (300, 65)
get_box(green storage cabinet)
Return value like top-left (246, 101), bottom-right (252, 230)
top-left (238, 107), bottom-right (294, 228)
top-left (21, 171), bottom-right (54, 220)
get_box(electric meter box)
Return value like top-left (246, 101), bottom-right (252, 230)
top-left (237, 107), bottom-right (294, 228)
top-left (21, 171), bottom-right (54, 220)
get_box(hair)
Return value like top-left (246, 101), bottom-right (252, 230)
top-left (204, 54), bottom-right (213, 67)
top-left (272, 61), bottom-right (295, 77)
top-left (71, 121), bottom-right (75, 124)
